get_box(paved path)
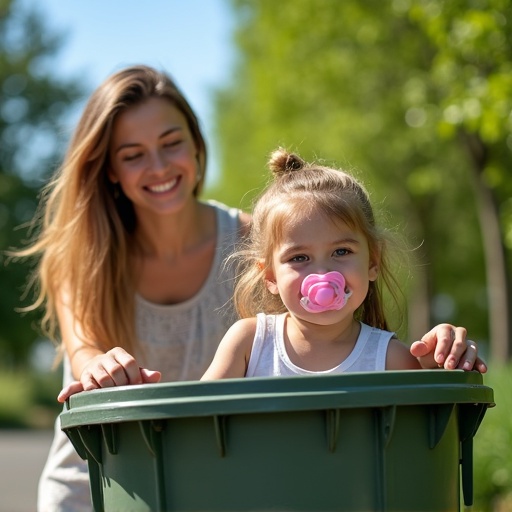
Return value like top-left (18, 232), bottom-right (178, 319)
top-left (0, 429), bottom-right (54, 512)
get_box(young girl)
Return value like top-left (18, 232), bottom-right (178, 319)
top-left (202, 148), bottom-right (483, 379)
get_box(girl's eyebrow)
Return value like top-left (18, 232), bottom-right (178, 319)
top-left (277, 243), bottom-right (308, 259)
top-left (333, 237), bottom-right (360, 246)
top-left (114, 127), bottom-right (182, 154)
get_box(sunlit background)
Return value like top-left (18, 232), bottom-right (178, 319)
top-left (0, 1), bottom-right (510, 510)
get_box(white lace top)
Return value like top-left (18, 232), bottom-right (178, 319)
top-left (38, 200), bottom-right (242, 512)
top-left (134, 201), bottom-right (241, 381)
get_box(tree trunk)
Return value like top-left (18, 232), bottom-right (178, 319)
top-left (408, 262), bottom-right (431, 343)
top-left (461, 132), bottom-right (511, 364)
top-left (405, 203), bottom-right (432, 343)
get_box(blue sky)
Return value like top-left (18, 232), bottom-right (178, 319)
top-left (21, 0), bottom-right (236, 369)
top-left (22, 0), bottom-right (236, 181)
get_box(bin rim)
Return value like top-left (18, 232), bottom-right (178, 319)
top-left (60, 370), bottom-right (494, 430)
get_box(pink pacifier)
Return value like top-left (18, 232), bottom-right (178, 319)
top-left (300, 271), bottom-right (352, 313)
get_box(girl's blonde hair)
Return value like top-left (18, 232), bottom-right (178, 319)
top-left (16, 65), bottom-right (207, 359)
top-left (234, 148), bottom-right (405, 331)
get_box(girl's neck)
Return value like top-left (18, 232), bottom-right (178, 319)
top-left (283, 314), bottom-right (362, 372)
top-left (285, 314), bottom-right (360, 346)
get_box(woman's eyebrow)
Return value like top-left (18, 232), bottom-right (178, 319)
top-left (158, 126), bottom-right (182, 140)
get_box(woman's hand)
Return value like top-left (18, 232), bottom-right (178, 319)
top-left (410, 324), bottom-right (487, 373)
top-left (78, 347), bottom-right (151, 389)
top-left (58, 347), bottom-right (161, 402)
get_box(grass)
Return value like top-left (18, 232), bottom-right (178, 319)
top-left (0, 368), bottom-right (63, 429)
top-left (472, 363), bottom-right (512, 511)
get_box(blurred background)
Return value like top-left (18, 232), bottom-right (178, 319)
top-left (0, 0), bottom-right (510, 510)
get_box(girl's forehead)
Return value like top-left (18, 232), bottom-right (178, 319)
top-left (278, 205), bottom-right (353, 231)
top-left (273, 208), bottom-right (358, 248)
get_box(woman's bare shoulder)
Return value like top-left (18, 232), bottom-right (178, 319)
top-left (238, 211), bottom-right (252, 237)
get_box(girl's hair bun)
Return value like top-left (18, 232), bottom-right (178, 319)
top-left (268, 147), bottom-right (305, 176)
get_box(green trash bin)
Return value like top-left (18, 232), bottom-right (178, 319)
top-left (60, 370), bottom-right (494, 512)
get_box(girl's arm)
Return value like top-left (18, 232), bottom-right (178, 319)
top-left (201, 318), bottom-right (257, 380)
top-left (410, 324), bottom-right (486, 372)
top-left (386, 338), bottom-right (422, 370)
top-left (386, 324), bottom-right (487, 372)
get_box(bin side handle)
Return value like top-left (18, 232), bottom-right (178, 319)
top-left (87, 456), bottom-right (105, 512)
top-left (459, 403), bottom-right (490, 507)
top-left (71, 426), bottom-right (104, 512)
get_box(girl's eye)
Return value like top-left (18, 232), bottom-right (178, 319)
top-left (334, 248), bottom-right (350, 257)
top-left (290, 255), bottom-right (308, 263)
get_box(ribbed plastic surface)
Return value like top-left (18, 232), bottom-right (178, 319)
top-left (61, 370), bottom-right (494, 512)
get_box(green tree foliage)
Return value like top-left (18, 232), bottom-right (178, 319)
top-left (408, 0), bottom-right (512, 362)
top-left (0, 0), bottom-right (83, 366)
top-left (212, 0), bottom-right (512, 359)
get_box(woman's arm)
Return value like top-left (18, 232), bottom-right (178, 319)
top-left (56, 290), bottom-right (160, 402)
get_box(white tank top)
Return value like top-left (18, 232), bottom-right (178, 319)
top-left (246, 313), bottom-right (392, 377)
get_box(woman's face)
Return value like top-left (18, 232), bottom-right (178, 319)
top-left (108, 97), bottom-right (199, 219)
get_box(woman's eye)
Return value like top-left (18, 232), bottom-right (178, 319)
top-left (123, 153), bottom-right (142, 162)
top-left (164, 139), bottom-right (182, 148)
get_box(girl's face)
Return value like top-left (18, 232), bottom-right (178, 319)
top-left (108, 97), bottom-right (199, 219)
top-left (265, 207), bottom-right (379, 325)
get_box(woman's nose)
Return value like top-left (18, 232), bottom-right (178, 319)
top-left (148, 149), bottom-right (168, 172)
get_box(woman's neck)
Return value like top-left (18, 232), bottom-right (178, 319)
top-left (130, 200), bottom-right (218, 304)
top-left (133, 200), bottom-right (208, 259)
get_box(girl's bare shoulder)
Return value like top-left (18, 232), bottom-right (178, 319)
top-left (386, 337), bottom-right (422, 370)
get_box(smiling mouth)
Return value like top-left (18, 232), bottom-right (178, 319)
top-left (146, 177), bottom-right (179, 193)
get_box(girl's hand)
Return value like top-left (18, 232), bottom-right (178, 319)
top-left (58, 347), bottom-right (161, 403)
top-left (410, 324), bottom-right (487, 373)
